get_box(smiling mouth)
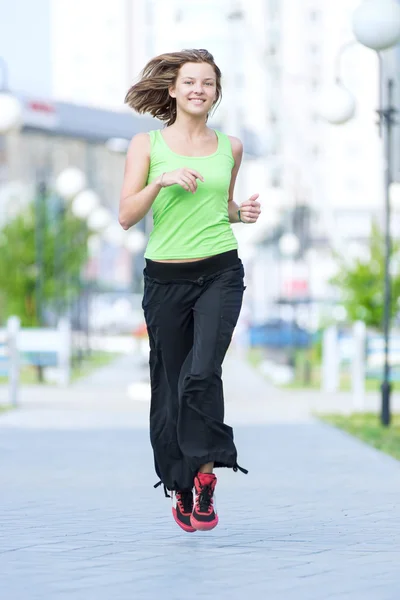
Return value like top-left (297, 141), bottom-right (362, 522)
top-left (189, 98), bottom-right (206, 103)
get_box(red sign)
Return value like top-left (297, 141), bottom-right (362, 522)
top-left (28, 100), bottom-right (56, 114)
top-left (283, 279), bottom-right (309, 297)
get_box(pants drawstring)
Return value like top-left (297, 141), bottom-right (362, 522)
top-left (233, 463), bottom-right (248, 475)
top-left (154, 480), bottom-right (171, 498)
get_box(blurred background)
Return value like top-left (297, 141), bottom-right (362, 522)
top-left (1, 0), bottom-right (400, 409)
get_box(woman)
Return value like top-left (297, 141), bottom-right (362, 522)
top-left (119, 49), bottom-right (261, 533)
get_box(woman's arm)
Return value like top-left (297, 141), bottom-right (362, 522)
top-left (227, 135), bottom-right (261, 225)
top-left (119, 133), bottom-right (163, 230)
top-left (227, 135), bottom-right (243, 224)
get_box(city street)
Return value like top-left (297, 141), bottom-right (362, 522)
top-left (1, 0), bottom-right (400, 599)
top-left (1, 353), bottom-right (400, 599)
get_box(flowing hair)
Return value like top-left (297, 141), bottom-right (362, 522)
top-left (124, 49), bottom-right (222, 126)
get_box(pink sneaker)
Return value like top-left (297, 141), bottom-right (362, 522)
top-left (172, 490), bottom-right (196, 533)
top-left (190, 472), bottom-right (219, 531)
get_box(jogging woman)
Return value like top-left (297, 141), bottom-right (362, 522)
top-left (119, 49), bottom-right (261, 532)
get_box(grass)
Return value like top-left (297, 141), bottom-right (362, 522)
top-left (71, 351), bottom-right (120, 382)
top-left (247, 347), bottom-right (263, 369)
top-left (283, 373), bottom-right (400, 392)
top-left (247, 347), bottom-right (400, 391)
top-left (321, 413), bottom-right (400, 462)
top-left (0, 351), bottom-right (120, 386)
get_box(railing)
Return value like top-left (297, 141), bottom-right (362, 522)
top-left (0, 317), bottom-right (20, 406)
top-left (0, 318), bottom-right (72, 406)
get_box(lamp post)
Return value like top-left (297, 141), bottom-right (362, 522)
top-left (71, 189), bottom-right (104, 362)
top-left (279, 232), bottom-right (300, 369)
top-left (55, 168), bottom-right (87, 318)
top-left (319, 0), bottom-right (400, 426)
top-left (124, 229), bottom-right (147, 292)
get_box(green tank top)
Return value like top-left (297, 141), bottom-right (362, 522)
top-left (144, 129), bottom-right (238, 260)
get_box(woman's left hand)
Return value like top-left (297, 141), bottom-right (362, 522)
top-left (239, 194), bottom-right (261, 224)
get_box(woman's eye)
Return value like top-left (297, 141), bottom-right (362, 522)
top-left (184, 81), bottom-right (193, 84)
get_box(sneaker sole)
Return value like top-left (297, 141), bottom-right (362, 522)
top-left (190, 514), bottom-right (219, 531)
top-left (172, 508), bottom-right (196, 533)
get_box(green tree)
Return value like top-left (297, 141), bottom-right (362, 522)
top-left (0, 197), bottom-right (88, 326)
top-left (331, 223), bottom-right (400, 328)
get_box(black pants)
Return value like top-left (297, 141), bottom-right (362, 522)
top-left (142, 250), bottom-right (245, 491)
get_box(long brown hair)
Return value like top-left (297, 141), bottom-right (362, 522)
top-left (125, 49), bottom-right (222, 126)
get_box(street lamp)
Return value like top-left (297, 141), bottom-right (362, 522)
top-left (102, 222), bottom-right (125, 246)
top-left (124, 229), bottom-right (147, 254)
top-left (71, 189), bottom-right (100, 220)
top-left (352, 0), bottom-right (400, 51)
top-left (71, 193), bottom-right (102, 363)
top-left (0, 57), bottom-right (22, 133)
top-left (55, 167), bottom-right (86, 200)
top-left (279, 232), bottom-right (300, 257)
top-left (320, 0), bottom-right (400, 426)
top-left (105, 137), bottom-right (130, 153)
top-left (87, 206), bottom-right (112, 232)
top-left (279, 232), bottom-right (300, 369)
top-left (317, 81), bottom-right (356, 125)
top-left (56, 175), bottom-right (103, 365)
top-left (54, 167), bottom-right (88, 318)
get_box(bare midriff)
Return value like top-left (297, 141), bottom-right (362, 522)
top-left (151, 255), bottom-right (214, 263)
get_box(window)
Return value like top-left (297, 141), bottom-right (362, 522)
top-left (270, 112), bottom-right (278, 124)
top-left (310, 78), bottom-right (320, 91)
top-left (271, 167), bottom-right (282, 188)
top-left (346, 178), bottom-right (359, 191)
top-left (309, 9), bottom-right (321, 22)
top-left (311, 145), bottom-right (321, 157)
top-left (269, 0), bottom-right (280, 19)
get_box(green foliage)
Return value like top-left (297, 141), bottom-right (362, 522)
top-left (330, 223), bottom-right (400, 328)
top-left (321, 413), bottom-right (400, 461)
top-left (0, 195), bottom-right (88, 326)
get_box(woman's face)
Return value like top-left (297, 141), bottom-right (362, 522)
top-left (170, 61), bottom-right (218, 118)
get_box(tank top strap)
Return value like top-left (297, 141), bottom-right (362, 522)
top-left (148, 129), bottom-right (165, 162)
top-left (148, 129), bottom-right (161, 148)
top-left (215, 130), bottom-right (234, 162)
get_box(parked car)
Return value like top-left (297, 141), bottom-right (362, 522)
top-left (249, 319), bottom-right (311, 349)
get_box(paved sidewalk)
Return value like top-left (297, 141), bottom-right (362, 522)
top-left (1, 352), bottom-right (400, 599)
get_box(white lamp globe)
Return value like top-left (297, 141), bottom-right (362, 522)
top-left (352, 0), bottom-right (400, 51)
top-left (55, 167), bottom-right (86, 200)
top-left (125, 229), bottom-right (147, 253)
top-left (87, 206), bottom-right (112, 231)
top-left (105, 137), bottom-right (130, 153)
top-left (318, 83), bottom-right (356, 125)
top-left (71, 189), bottom-right (100, 220)
top-left (279, 233), bottom-right (300, 257)
top-left (102, 222), bottom-right (125, 246)
top-left (0, 93), bottom-right (22, 133)
top-left (87, 234), bottom-right (102, 257)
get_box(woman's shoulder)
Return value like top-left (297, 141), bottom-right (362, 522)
top-left (129, 129), bottom-right (162, 143)
top-left (215, 130), bottom-right (243, 163)
top-left (226, 134), bottom-right (243, 154)
top-left (129, 131), bottom-right (150, 145)
top-left (127, 129), bottom-right (162, 156)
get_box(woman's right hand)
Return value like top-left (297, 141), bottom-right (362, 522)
top-left (158, 168), bottom-right (204, 194)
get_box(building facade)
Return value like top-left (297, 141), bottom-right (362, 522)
top-left (0, 96), bottom-right (157, 289)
